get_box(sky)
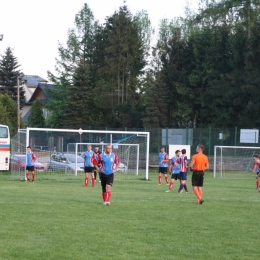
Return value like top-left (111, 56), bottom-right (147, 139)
top-left (0, 0), bottom-right (200, 81)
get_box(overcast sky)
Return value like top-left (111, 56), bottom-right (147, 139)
top-left (0, 0), bottom-right (199, 81)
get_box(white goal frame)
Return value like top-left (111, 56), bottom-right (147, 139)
top-left (26, 128), bottom-right (150, 180)
top-left (214, 145), bottom-right (260, 178)
top-left (67, 142), bottom-right (140, 176)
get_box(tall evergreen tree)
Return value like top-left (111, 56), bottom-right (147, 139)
top-left (47, 3), bottom-right (98, 127)
top-left (28, 99), bottom-right (45, 127)
top-left (0, 47), bottom-right (25, 107)
top-left (63, 58), bottom-right (93, 128)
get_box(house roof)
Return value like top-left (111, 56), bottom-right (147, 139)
top-left (22, 75), bottom-right (48, 87)
top-left (26, 83), bottom-right (55, 104)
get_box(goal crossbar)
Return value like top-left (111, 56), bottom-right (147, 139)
top-left (26, 127), bottom-right (150, 180)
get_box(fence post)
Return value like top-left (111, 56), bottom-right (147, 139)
top-left (166, 127), bottom-right (168, 153)
top-left (186, 127), bottom-right (188, 145)
top-left (208, 126), bottom-right (211, 156)
top-left (234, 126), bottom-right (237, 156)
top-left (158, 128), bottom-right (160, 153)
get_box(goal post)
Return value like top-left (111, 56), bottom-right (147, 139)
top-left (214, 146), bottom-right (260, 178)
top-left (67, 142), bottom-right (140, 176)
top-left (24, 127), bottom-right (150, 180)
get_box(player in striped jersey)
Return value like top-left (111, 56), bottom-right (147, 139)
top-left (252, 154), bottom-right (260, 191)
top-left (178, 149), bottom-right (188, 193)
top-left (158, 147), bottom-right (169, 185)
top-left (165, 150), bottom-right (181, 192)
top-left (93, 144), bottom-right (120, 205)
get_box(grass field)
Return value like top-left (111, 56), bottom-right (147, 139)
top-left (0, 170), bottom-right (259, 260)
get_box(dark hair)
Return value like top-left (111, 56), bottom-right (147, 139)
top-left (95, 145), bottom-right (99, 148)
top-left (175, 150), bottom-right (180, 154)
top-left (27, 146), bottom-right (31, 149)
top-left (253, 154), bottom-right (260, 159)
top-left (181, 149), bottom-right (186, 154)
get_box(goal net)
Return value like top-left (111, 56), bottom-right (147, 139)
top-left (213, 146), bottom-right (260, 179)
top-left (10, 128), bottom-right (150, 181)
top-left (66, 143), bottom-right (140, 178)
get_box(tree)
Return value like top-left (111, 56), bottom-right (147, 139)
top-left (0, 47), bottom-right (25, 107)
top-left (28, 99), bottom-right (45, 127)
top-left (63, 58), bottom-right (93, 128)
top-left (47, 3), bottom-right (98, 128)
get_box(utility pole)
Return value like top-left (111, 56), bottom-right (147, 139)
top-left (17, 76), bottom-right (20, 130)
top-left (17, 73), bottom-right (24, 153)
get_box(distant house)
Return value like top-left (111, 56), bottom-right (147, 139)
top-left (21, 75), bottom-right (55, 124)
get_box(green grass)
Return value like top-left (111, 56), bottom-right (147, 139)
top-left (0, 170), bottom-right (259, 260)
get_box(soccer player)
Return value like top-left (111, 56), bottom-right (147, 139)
top-left (252, 154), bottom-right (260, 191)
top-left (178, 149), bottom-right (189, 193)
top-left (158, 146), bottom-right (169, 185)
top-left (84, 145), bottom-right (95, 187)
top-left (190, 144), bottom-right (209, 204)
top-left (93, 144), bottom-right (120, 206)
top-left (25, 146), bottom-right (36, 182)
top-left (166, 150), bottom-right (181, 192)
top-left (93, 145), bottom-right (101, 182)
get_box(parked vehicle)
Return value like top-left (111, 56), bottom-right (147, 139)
top-left (10, 154), bottom-right (47, 172)
top-left (47, 153), bottom-right (84, 172)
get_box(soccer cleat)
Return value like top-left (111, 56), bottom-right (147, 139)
top-left (32, 180), bottom-right (34, 183)
top-left (165, 190), bottom-right (171, 192)
top-left (199, 199), bottom-right (204, 204)
top-left (166, 183), bottom-right (169, 185)
top-left (158, 184), bottom-right (161, 185)
top-left (25, 180), bottom-right (29, 182)
top-left (106, 202), bottom-right (110, 206)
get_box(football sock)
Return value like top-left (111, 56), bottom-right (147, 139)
top-left (85, 177), bottom-right (88, 186)
top-left (26, 173), bottom-right (30, 181)
top-left (193, 188), bottom-right (201, 201)
top-left (102, 192), bottom-right (106, 202)
top-left (184, 184), bottom-right (188, 192)
top-left (158, 176), bottom-right (162, 184)
top-left (165, 176), bottom-right (169, 184)
top-left (256, 181), bottom-right (259, 189)
top-left (107, 191), bottom-right (111, 202)
top-left (169, 182), bottom-right (173, 190)
top-left (92, 178), bottom-right (95, 187)
top-left (178, 183), bottom-right (183, 192)
top-left (32, 174), bottom-right (35, 181)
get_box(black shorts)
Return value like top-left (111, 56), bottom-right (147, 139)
top-left (192, 171), bottom-right (204, 187)
top-left (159, 167), bottom-right (168, 174)
top-left (26, 166), bottom-right (34, 171)
top-left (171, 173), bottom-right (181, 180)
top-left (85, 166), bottom-right (94, 173)
top-left (100, 173), bottom-right (114, 192)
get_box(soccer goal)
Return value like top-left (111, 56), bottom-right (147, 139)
top-left (66, 142), bottom-right (140, 177)
top-left (213, 146), bottom-right (260, 178)
top-left (9, 128), bottom-right (149, 180)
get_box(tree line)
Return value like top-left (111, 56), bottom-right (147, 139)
top-left (1, 0), bottom-right (260, 133)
